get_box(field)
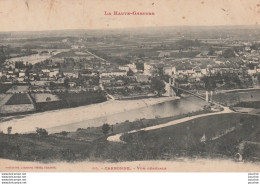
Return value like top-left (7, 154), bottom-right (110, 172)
top-left (5, 94), bottom-right (32, 105)
top-left (121, 113), bottom-right (260, 161)
top-left (6, 86), bottom-right (29, 93)
top-left (213, 90), bottom-right (260, 106)
top-left (0, 94), bottom-right (35, 114)
top-left (234, 101), bottom-right (260, 109)
top-left (0, 83), bottom-right (12, 93)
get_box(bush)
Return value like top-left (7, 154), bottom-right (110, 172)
top-left (36, 127), bottom-right (48, 136)
top-left (60, 131), bottom-right (68, 136)
top-left (7, 127), bottom-right (12, 134)
top-left (102, 124), bottom-right (110, 135)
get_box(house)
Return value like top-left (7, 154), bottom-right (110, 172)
top-left (247, 66), bottom-right (257, 75)
top-left (158, 51), bottom-right (171, 58)
top-left (163, 66), bottom-right (173, 76)
top-left (42, 69), bottom-right (50, 73)
top-left (144, 63), bottom-right (153, 70)
top-left (101, 78), bottom-right (111, 85)
top-left (68, 82), bottom-right (77, 87)
top-left (127, 63), bottom-right (137, 73)
top-left (40, 77), bottom-right (49, 81)
top-left (190, 67), bottom-right (201, 78)
top-left (175, 67), bottom-right (194, 76)
top-left (201, 68), bottom-right (208, 75)
top-left (16, 77), bottom-right (24, 82)
top-left (56, 78), bottom-right (65, 84)
top-left (119, 66), bottom-right (129, 71)
top-left (143, 63), bottom-right (153, 76)
top-left (6, 71), bottom-right (16, 79)
top-left (19, 71), bottom-right (26, 77)
top-left (116, 80), bottom-right (124, 85)
top-left (63, 71), bottom-right (79, 78)
top-left (100, 70), bottom-right (127, 77)
top-left (49, 69), bottom-right (59, 77)
top-left (71, 45), bottom-right (79, 49)
top-left (245, 46), bottom-right (251, 52)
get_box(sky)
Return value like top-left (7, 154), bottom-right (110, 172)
top-left (0, 0), bottom-right (260, 31)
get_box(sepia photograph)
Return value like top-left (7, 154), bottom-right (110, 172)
top-left (0, 0), bottom-right (260, 173)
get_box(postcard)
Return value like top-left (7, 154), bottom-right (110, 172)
top-left (0, 0), bottom-right (260, 172)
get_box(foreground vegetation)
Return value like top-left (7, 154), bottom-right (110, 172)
top-left (0, 113), bottom-right (259, 163)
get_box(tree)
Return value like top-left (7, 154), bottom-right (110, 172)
top-left (247, 63), bottom-right (255, 70)
top-left (7, 126), bottom-right (12, 134)
top-left (64, 77), bottom-right (70, 88)
top-left (201, 76), bottom-right (217, 91)
top-left (135, 62), bottom-right (144, 71)
top-left (138, 53), bottom-right (145, 58)
top-left (250, 43), bottom-right (260, 50)
top-left (208, 47), bottom-right (215, 55)
top-left (151, 77), bottom-right (166, 96)
top-left (127, 69), bottom-right (134, 76)
top-left (222, 48), bottom-right (236, 58)
top-left (102, 123), bottom-right (110, 135)
top-left (46, 97), bottom-right (51, 101)
top-left (36, 127), bottom-right (48, 136)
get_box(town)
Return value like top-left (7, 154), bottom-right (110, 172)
top-left (0, 27), bottom-right (260, 115)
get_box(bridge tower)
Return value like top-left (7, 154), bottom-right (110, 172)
top-left (164, 78), bottom-right (176, 97)
top-left (205, 91), bottom-right (209, 102)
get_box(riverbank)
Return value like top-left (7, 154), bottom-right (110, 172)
top-left (60, 109), bottom-right (212, 142)
top-left (0, 96), bottom-right (178, 134)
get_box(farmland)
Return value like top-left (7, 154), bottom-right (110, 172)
top-left (32, 93), bottom-right (60, 103)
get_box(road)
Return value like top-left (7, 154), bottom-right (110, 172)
top-left (216, 87), bottom-right (260, 93)
top-left (86, 50), bottom-right (109, 63)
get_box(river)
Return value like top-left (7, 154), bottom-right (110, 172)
top-left (0, 96), bottom-right (207, 134)
top-left (48, 96), bottom-right (207, 133)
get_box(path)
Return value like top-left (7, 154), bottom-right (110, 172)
top-left (0, 94), bottom-right (12, 106)
top-left (107, 106), bottom-right (233, 143)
